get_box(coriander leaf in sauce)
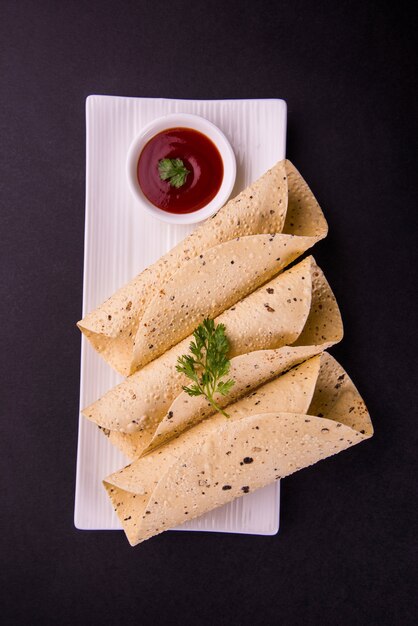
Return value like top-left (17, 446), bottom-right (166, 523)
top-left (176, 319), bottom-right (235, 418)
top-left (158, 158), bottom-right (190, 188)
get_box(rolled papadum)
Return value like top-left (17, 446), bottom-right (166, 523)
top-left (85, 256), bottom-right (343, 459)
top-left (78, 160), bottom-right (327, 376)
top-left (103, 353), bottom-right (372, 546)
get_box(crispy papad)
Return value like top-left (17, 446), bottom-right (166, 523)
top-left (103, 353), bottom-right (372, 546)
top-left (78, 160), bottom-right (327, 375)
top-left (83, 256), bottom-right (343, 458)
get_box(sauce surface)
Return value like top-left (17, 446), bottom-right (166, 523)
top-left (137, 127), bottom-right (224, 214)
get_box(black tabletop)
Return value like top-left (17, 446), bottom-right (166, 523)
top-left (1, 1), bottom-right (417, 624)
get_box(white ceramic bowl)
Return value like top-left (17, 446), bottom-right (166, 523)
top-left (126, 113), bottom-right (236, 224)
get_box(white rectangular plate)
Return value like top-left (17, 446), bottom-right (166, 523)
top-left (75, 96), bottom-right (287, 535)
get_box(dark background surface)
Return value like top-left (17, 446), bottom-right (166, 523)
top-left (1, 1), bottom-right (417, 624)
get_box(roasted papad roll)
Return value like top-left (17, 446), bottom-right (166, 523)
top-left (104, 353), bottom-right (372, 546)
top-left (78, 160), bottom-right (327, 376)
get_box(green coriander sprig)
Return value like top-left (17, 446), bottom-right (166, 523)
top-left (158, 158), bottom-right (190, 188)
top-left (176, 319), bottom-right (235, 418)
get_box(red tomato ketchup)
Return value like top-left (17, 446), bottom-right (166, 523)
top-left (137, 128), bottom-right (224, 214)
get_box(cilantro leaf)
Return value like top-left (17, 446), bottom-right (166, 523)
top-left (216, 379), bottom-right (235, 396)
top-left (158, 158), bottom-right (190, 188)
top-left (176, 319), bottom-right (235, 418)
